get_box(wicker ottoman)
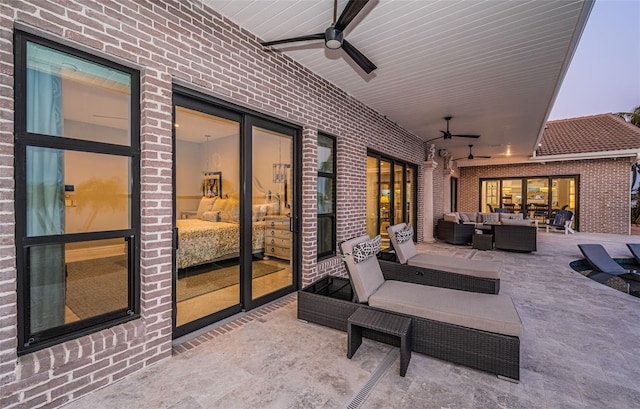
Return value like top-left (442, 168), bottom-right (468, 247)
top-left (473, 233), bottom-right (493, 250)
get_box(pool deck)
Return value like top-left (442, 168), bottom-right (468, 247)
top-left (62, 231), bottom-right (640, 409)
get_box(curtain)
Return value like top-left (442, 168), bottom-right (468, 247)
top-left (26, 64), bottom-right (66, 333)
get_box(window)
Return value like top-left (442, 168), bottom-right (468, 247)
top-left (15, 32), bottom-right (140, 353)
top-left (317, 133), bottom-right (336, 259)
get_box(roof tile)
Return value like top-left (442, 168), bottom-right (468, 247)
top-left (537, 113), bottom-right (640, 156)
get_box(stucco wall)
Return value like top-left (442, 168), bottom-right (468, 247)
top-left (0, 1), bottom-right (425, 407)
top-left (457, 158), bottom-right (632, 235)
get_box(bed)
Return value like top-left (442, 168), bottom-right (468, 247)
top-left (176, 219), bottom-right (266, 269)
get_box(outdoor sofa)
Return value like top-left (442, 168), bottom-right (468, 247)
top-left (436, 211), bottom-right (531, 245)
top-left (494, 220), bottom-right (537, 252)
top-left (386, 223), bottom-right (501, 294)
top-left (298, 234), bottom-right (524, 382)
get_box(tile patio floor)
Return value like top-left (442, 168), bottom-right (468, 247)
top-left (63, 231), bottom-right (640, 409)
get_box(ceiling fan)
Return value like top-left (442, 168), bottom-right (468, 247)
top-left (260, 0), bottom-right (377, 74)
top-left (455, 145), bottom-right (491, 160)
top-left (426, 116), bottom-right (481, 143)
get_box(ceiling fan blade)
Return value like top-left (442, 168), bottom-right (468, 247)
top-left (342, 40), bottom-right (377, 74)
top-left (261, 33), bottom-right (324, 47)
top-left (335, 0), bottom-right (370, 31)
top-left (476, 156), bottom-right (492, 159)
top-left (451, 134), bottom-right (481, 138)
top-left (425, 136), bottom-right (443, 143)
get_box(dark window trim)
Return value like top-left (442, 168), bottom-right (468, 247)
top-left (317, 132), bottom-right (337, 260)
top-left (478, 174), bottom-right (579, 230)
top-left (366, 149), bottom-right (418, 238)
top-left (14, 30), bottom-right (141, 354)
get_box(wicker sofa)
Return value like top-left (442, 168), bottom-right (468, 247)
top-left (435, 220), bottom-right (475, 244)
top-left (494, 222), bottom-right (537, 252)
top-left (299, 234), bottom-right (524, 382)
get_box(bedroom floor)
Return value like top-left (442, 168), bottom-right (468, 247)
top-left (63, 257), bottom-right (292, 327)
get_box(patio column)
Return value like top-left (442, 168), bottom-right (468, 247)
top-left (423, 158), bottom-right (438, 243)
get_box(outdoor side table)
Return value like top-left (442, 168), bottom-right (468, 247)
top-left (347, 307), bottom-right (412, 377)
top-left (473, 233), bottom-right (493, 250)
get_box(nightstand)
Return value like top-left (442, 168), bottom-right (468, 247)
top-left (264, 217), bottom-right (291, 260)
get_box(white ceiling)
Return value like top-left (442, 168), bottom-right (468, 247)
top-left (201, 0), bottom-right (593, 165)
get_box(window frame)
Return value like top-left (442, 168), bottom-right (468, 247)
top-left (317, 132), bottom-right (336, 260)
top-left (14, 30), bottom-right (141, 354)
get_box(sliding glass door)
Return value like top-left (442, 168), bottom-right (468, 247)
top-left (366, 151), bottom-right (417, 249)
top-left (172, 92), bottom-right (299, 338)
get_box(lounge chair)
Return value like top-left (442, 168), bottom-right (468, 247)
top-left (577, 244), bottom-right (638, 284)
top-left (626, 243), bottom-right (640, 266)
top-left (546, 210), bottom-right (575, 234)
top-left (386, 223), bottom-right (501, 294)
top-left (340, 234), bottom-right (523, 381)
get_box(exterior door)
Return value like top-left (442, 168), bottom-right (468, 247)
top-left (172, 92), bottom-right (299, 338)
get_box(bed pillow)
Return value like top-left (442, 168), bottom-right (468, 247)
top-left (352, 235), bottom-right (381, 263)
top-left (196, 197), bottom-right (217, 219)
top-left (220, 198), bottom-right (239, 223)
top-left (211, 197), bottom-right (228, 213)
top-left (201, 211), bottom-right (220, 222)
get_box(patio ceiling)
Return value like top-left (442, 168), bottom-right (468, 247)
top-left (202, 0), bottom-right (593, 166)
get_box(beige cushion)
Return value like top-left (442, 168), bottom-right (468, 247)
top-left (387, 223), bottom-right (417, 264)
top-left (340, 235), bottom-right (385, 304)
top-left (196, 197), bottom-right (217, 219)
top-left (443, 213), bottom-right (459, 223)
top-left (499, 213), bottom-right (524, 221)
top-left (480, 212), bottom-right (500, 223)
top-left (407, 253), bottom-right (501, 279)
top-left (501, 219), bottom-right (534, 227)
top-left (369, 280), bottom-right (523, 337)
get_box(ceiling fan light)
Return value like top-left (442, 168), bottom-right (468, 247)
top-left (325, 27), bottom-right (343, 49)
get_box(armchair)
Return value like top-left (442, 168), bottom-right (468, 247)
top-left (436, 219), bottom-right (475, 245)
top-left (546, 210), bottom-right (574, 234)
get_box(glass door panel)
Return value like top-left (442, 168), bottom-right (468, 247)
top-left (394, 164), bottom-right (404, 225)
top-left (501, 179), bottom-right (523, 213)
top-left (526, 178), bottom-right (550, 223)
top-left (551, 177), bottom-right (576, 229)
top-left (482, 180), bottom-right (499, 212)
top-left (379, 160), bottom-right (391, 249)
top-left (252, 126), bottom-right (293, 300)
top-left (366, 156), bottom-right (379, 239)
top-left (174, 106), bottom-right (240, 327)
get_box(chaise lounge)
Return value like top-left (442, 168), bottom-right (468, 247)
top-left (577, 244), bottom-right (640, 283)
top-left (385, 223), bottom-right (501, 294)
top-left (338, 234), bottom-right (523, 381)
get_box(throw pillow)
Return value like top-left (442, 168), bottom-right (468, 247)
top-left (352, 235), bottom-right (381, 263)
top-left (459, 213), bottom-right (470, 223)
top-left (395, 225), bottom-right (414, 244)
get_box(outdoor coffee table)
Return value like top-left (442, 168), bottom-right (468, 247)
top-left (347, 307), bottom-right (412, 377)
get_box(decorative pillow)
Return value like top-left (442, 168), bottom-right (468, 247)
top-left (201, 211), bottom-right (220, 222)
top-left (211, 197), bottom-right (228, 213)
top-left (443, 213), bottom-right (459, 223)
top-left (352, 235), bottom-right (381, 263)
top-left (459, 213), bottom-right (470, 223)
top-left (481, 213), bottom-right (499, 223)
top-left (220, 198), bottom-right (239, 223)
top-left (395, 225), bottom-right (414, 244)
top-left (196, 197), bottom-right (217, 219)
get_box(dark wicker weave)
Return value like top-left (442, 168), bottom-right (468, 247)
top-left (379, 260), bottom-right (500, 294)
top-left (435, 219), bottom-right (475, 244)
top-left (298, 276), bottom-right (520, 381)
top-left (348, 307), bottom-right (412, 376)
top-left (494, 224), bottom-right (537, 252)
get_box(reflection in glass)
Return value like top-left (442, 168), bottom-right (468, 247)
top-left (31, 239), bottom-right (130, 332)
top-left (252, 126), bottom-right (293, 300)
top-left (26, 147), bottom-right (130, 236)
top-left (174, 107), bottom-right (240, 326)
top-left (366, 156), bottom-right (378, 239)
top-left (407, 167), bottom-right (415, 226)
top-left (27, 41), bottom-right (132, 145)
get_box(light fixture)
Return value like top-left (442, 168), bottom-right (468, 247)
top-left (324, 27), bottom-right (343, 49)
top-left (272, 139), bottom-right (290, 183)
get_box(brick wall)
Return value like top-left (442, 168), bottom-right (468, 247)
top-left (0, 1), bottom-right (425, 407)
top-left (457, 158), bottom-right (632, 234)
